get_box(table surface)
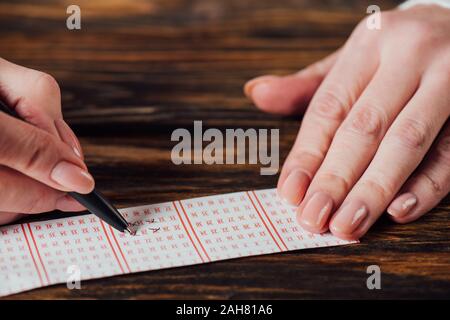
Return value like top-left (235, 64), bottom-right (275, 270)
top-left (2, 0), bottom-right (449, 299)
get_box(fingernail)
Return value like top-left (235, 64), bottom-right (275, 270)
top-left (51, 161), bottom-right (94, 194)
top-left (387, 193), bottom-right (417, 218)
top-left (331, 201), bottom-right (368, 235)
top-left (244, 76), bottom-right (276, 99)
top-left (279, 169), bottom-right (310, 206)
top-left (298, 192), bottom-right (333, 230)
top-left (54, 119), bottom-right (83, 159)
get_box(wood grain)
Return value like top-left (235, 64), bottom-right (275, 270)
top-left (1, 0), bottom-right (449, 299)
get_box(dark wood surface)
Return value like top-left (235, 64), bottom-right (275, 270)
top-left (2, 0), bottom-right (449, 299)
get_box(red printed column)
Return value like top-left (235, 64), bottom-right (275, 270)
top-left (252, 189), bottom-right (354, 250)
top-left (106, 202), bottom-right (205, 273)
top-left (27, 215), bottom-right (126, 285)
top-left (0, 224), bottom-right (43, 297)
top-left (178, 191), bottom-right (283, 262)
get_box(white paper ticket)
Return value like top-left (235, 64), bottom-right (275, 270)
top-left (0, 188), bottom-right (356, 297)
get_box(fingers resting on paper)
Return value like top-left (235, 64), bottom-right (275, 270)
top-left (387, 120), bottom-right (450, 224)
top-left (245, 6), bottom-right (450, 240)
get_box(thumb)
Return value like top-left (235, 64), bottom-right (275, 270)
top-left (244, 49), bottom-right (340, 116)
top-left (0, 112), bottom-right (94, 194)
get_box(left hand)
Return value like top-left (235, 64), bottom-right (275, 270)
top-left (244, 5), bottom-right (449, 240)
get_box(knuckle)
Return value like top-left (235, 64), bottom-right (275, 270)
top-left (290, 149), bottom-right (324, 164)
top-left (23, 131), bottom-right (55, 171)
top-left (344, 106), bottom-right (385, 140)
top-left (34, 72), bottom-right (61, 97)
top-left (284, 149), bottom-right (324, 177)
top-left (419, 172), bottom-right (444, 195)
top-left (378, 10), bottom-right (394, 25)
top-left (311, 87), bottom-right (350, 122)
top-left (351, 11), bottom-right (391, 45)
top-left (395, 20), bottom-right (434, 51)
top-left (435, 135), bottom-right (450, 164)
top-left (360, 178), bottom-right (394, 202)
top-left (14, 98), bottom-right (41, 123)
top-left (392, 119), bottom-right (430, 150)
top-left (316, 172), bottom-right (351, 193)
top-left (407, 21), bottom-right (434, 42)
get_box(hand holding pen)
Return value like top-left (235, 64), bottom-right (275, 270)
top-left (0, 57), bottom-right (131, 233)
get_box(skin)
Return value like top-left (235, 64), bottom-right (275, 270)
top-left (245, 5), bottom-right (450, 240)
top-left (0, 58), bottom-right (94, 226)
top-left (0, 5), bottom-right (448, 240)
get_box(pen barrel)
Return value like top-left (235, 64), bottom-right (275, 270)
top-left (0, 99), bottom-right (127, 233)
top-left (69, 191), bottom-right (129, 232)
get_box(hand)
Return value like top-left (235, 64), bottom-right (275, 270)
top-left (0, 58), bottom-right (95, 225)
top-left (244, 5), bottom-right (450, 240)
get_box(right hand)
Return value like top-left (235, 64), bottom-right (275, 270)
top-left (0, 58), bottom-right (95, 225)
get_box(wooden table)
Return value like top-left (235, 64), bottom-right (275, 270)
top-left (2, 0), bottom-right (449, 299)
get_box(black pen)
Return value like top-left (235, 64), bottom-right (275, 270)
top-left (0, 99), bottom-right (133, 234)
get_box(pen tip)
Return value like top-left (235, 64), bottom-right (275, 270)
top-left (125, 227), bottom-right (136, 236)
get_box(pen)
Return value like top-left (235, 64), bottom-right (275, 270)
top-left (0, 99), bottom-right (133, 234)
